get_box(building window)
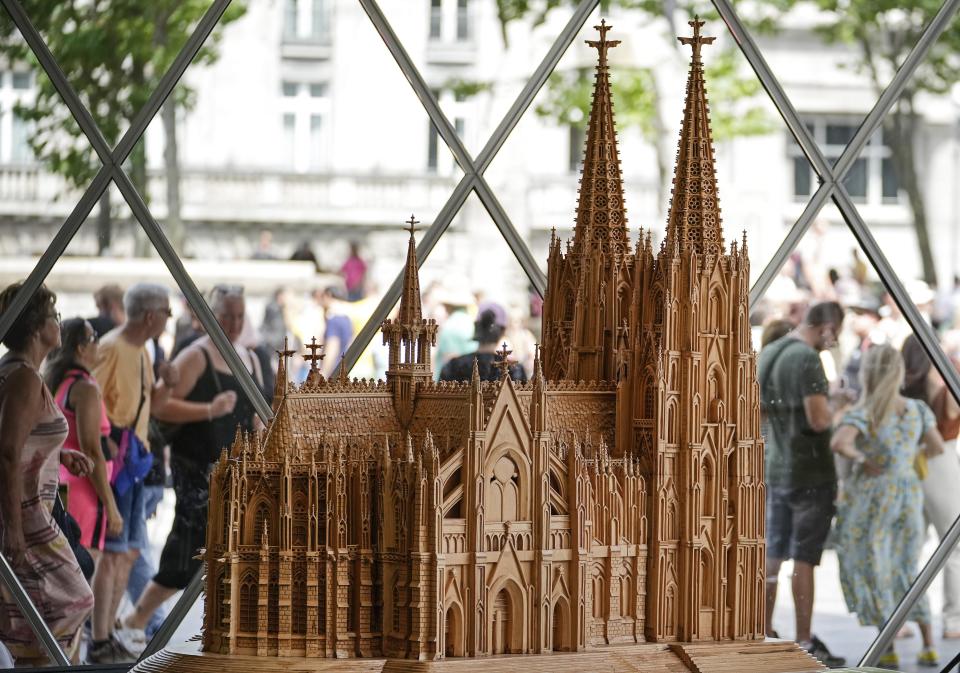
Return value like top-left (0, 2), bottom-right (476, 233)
top-left (280, 81), bottom-right (330, 172)
top-left (456, 0), bottom-right (470, 41)
top-left (788, 117), bottom-right (901, 205)
top-left (430, 0), bottom-right (471, 42)
top-left (426, 88), bottom-right (470, 173)
top-left (10, 112), bottom-right (32, 164)
top-left (0, 71), bottom-right (36, 165)
top-left (429, 0), bottom-right (442, 39)
top-left (284, 0), bottom-right (330, 43)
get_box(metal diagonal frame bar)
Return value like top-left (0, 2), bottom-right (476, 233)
top-left (0, 0), bottom-right (234, 346)
top-left (338, 0), bottom-right (597, 377)
top-left (0, 550), bottom-right (69, 665)
top-left (358, 0), bottom-right (546, 296)
top-left (831, 183), bottom-right (960, 665)
top-left (139, 569), bottom-right (205, 661)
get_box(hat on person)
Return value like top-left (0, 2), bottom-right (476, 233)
top-left (905, 279), bottom-right (935, 307)
top-left (477, 301), bottom-right (507, 328)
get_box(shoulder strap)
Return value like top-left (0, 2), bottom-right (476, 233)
top-left (759, 338), bottom-right (801, 397)
top-left (132, 353), bottom-right (147, 429)
top-left (200, 346), bottom-right (223, 393)
top-left (59, 369), bottom-right (88, 411)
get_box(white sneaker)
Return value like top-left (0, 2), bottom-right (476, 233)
top-left (113, 625), bottom-right (147, 656)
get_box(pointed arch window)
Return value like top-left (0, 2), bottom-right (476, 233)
top-left (240, 573), bottom-right (258, 632)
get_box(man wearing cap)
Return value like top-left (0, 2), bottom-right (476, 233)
top-left (439, 302), bottom-right (526, 383)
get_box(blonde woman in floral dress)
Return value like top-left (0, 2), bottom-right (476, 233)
top-left (831, 344), bottom-right (943, 669)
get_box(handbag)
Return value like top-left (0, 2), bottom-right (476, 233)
top-left (110, 354), bottom-right (153, 496)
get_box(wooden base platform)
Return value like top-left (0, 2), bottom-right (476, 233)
top-left (132, 639), bottom-right (825, 673)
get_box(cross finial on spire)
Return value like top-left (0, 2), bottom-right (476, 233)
top-left (586, 19), bottom-right (620, 67)
top-left (495, 342), bottom-right (515, 379)
top-left (678, 16), bottom-right (715, 62)
top-left (304, 337), bottom-right (325, 370)
top-left (404, 214), bottom-right (420, 238)
top-left (276, 335), bottom-right (296, 361)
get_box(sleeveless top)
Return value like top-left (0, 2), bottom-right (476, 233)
top-left (171, 347), bottom-right (262, 467)
top-left (0, 357), bottom-right (94, 655)
top-left (53, 367), bottom-right (111, 452)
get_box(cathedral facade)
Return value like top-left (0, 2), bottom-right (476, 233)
top-left (200, 19), bottom-right (766, 662)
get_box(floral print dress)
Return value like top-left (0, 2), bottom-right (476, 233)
top-left (835, 398), bottom-right (933, 627)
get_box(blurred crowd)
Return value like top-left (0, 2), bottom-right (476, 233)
top-left (7, 224), bottom-right (960, 668)
top-left (756, 237), bottom-right (960, 669)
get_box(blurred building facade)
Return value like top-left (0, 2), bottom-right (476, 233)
top-left (0, 0), bottom-right (956, 299)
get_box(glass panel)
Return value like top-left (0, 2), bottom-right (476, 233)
top-left (381, 0), bottom-right (600, 157)
top-left (753, 201), bottom-right (955, 665)
top-left (282, 81), bottom-right (299, 97)
top-left (429, 0), bottom-right (443, 40)
top-left (308, 114), bottom-right (323, 171)
top-left (409, 191), bottom-right (540, 384)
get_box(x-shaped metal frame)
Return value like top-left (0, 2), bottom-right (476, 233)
top-left (718, 0), bottom-right (960, 663)
top-left (337, 0), bottom-right (598, 377)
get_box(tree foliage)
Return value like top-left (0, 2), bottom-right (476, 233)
top-left (0, 0), bottom-right (244, 252)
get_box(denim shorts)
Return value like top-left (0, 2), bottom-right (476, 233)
top-left (766, 483), bottom-right (836, 566)
top-left (103, 479), bottom-right (147, 553)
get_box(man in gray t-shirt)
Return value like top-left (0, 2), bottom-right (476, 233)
top-left (758, 301), bottom-right (844, 666)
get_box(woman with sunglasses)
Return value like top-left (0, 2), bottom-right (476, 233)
top-left (0, 283), bottom-right (95, 664)
top-left (46, 318), bottom-right (123, 560)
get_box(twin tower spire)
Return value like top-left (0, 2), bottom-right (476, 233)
top-left (575, 16), bottom-right (724, 257)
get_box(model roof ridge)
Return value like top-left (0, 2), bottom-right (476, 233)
top-left (665, 16), bottom-right (725, 257)
top-left (572, 19), bottom-right (629, 255)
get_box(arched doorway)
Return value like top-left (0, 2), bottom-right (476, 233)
top-left (552, 598), bottom-right (570, 651)
top-left (445, 604), bottom-right (463, 657)
top-left (492, 589), bottom-right (512, 654)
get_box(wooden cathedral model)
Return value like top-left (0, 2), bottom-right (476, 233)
top-left (137, 19), bottom-right (824, 673)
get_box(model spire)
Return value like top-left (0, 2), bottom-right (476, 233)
top-left (398, 214), bottom-right (423, 325)
top-left (666, 17), bottom-right (722, 257)
top-left (573, 20), bottom-right (628, 254)
top-left (273, 336), bottom-right (295, 412)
